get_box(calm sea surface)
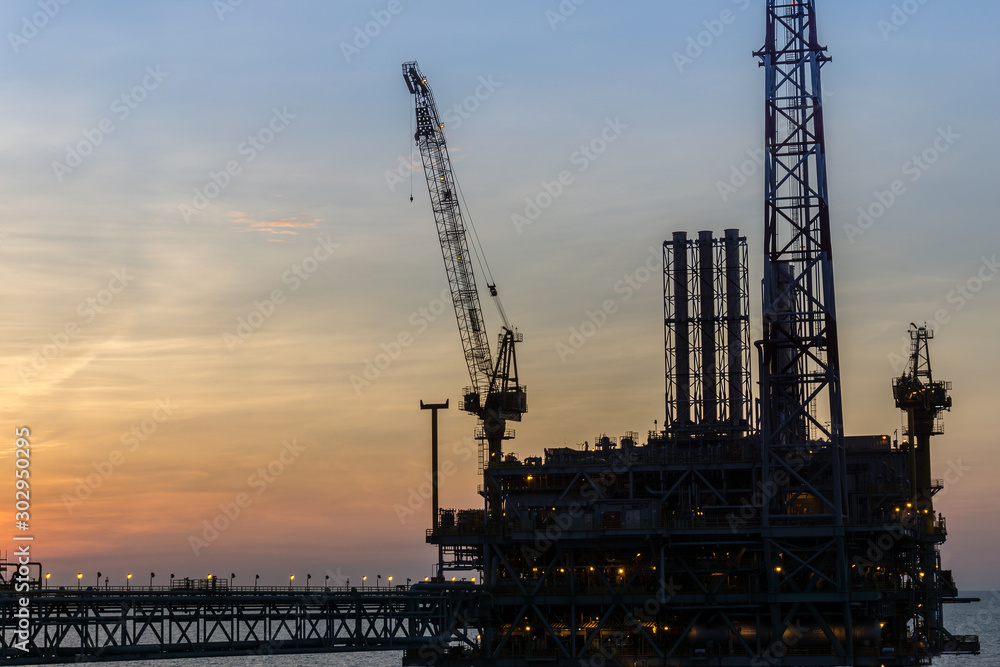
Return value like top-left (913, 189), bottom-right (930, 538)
top-left (101, 591), bottom-right (997, 666)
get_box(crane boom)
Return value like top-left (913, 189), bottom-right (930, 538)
top-left (403, 62), bottom-right (494, 400)
top-left (404, 61), bottom-right (526, 496)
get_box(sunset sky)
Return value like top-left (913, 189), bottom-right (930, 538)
top-left (1, 1), bottom-right (998, 591)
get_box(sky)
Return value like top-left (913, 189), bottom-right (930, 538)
top-left (0, 0), bottom-right (998, 591)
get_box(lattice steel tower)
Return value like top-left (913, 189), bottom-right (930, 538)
top-left (754, 0), bottom-right (852, 659)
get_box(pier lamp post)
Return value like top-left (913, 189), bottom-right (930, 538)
top-left (289, 574), bottom-right (294, 589)
top-left (362, 575), bottom-right (367, 590)
top-left (306, 574), bottom-right (311, 590)
top-left (96, 572), bottom-right (102, 588)
top-left (230, 573), bottom-right (235, 589)
top-left (377, 574), bottom-right (381, 589)
top-left (388, 576), bottom-right (393, 588)
top-left (325, 574), bottom-right (329, 590)
top-left (77, 573), bottom-right (82, 590)
top-left (44, 573), bottom-right (50, 589)
top-left (126, 573), bottom-right (132, 591)
top-left (104, 577), bottom-right (109, 589)
top-left (150, 572), bottom-right (155, 589)
top-left (255, 574), bottom-right (259, 590)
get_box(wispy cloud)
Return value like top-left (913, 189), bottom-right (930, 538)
top-left (228, 211), bottom-right (323, 237)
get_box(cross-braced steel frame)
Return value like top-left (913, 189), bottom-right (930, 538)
top-left (663, 230), bottom-right (751, 431)
top-left (0, 587), bottom-right (479, 664)
top-left (753, 1), bottom-right (852, 662)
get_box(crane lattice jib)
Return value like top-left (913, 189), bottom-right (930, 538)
top-left (755, 0), bottom-right (847, 519)
top-left (404, 62), bottom-right (493, 400)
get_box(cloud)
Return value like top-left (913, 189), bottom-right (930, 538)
top-left (228, 211), bottom-right (323, 237)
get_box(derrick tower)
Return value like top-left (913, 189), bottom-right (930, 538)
top-left (753, 0), bottom-right (853, 657)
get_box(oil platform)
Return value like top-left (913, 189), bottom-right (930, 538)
top-left (407, 1), bottom-right (981, 665)
top-left (0, 2), bottom-right (980, 666)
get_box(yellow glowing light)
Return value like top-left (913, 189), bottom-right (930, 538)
top-left (126, 573), bottom-right (132, 579)
top-left (77, 573), bottom-right (82, 580)
top-left (775, 567), bottom-right (782, 573)
top-left (618, 568), bottom-right (624, 575)
top-left (526, 476), bottom-right (533, 481)
top-left (424, 577), bottom-right (429, 582)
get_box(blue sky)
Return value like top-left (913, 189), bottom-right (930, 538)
top-left (1, 1), bottom-right (998, 590)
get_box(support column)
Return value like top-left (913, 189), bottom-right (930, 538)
top-left (421, 399), bottom-right (449, 581)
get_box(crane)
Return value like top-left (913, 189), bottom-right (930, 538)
top-left (402, 62), bottom-right (526, 488)
top-left (892, 324), bottom-right (951, 522)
